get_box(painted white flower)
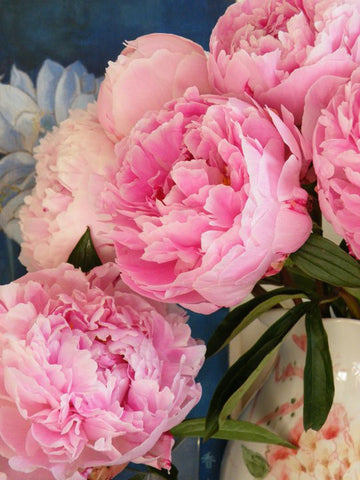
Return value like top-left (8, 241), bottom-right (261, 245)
top-left (265, 405), bottom-right (360, 480)
top-left (0, 59), bottom-right (101, 242)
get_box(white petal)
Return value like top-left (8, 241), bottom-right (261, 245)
top-left (0, 85), bottom-right (40, 152)
top-left (54, 70), bottom-right (81, 124)
top-left (66, 60), bottom-right (87, 77)
top-left (36, 59), bottom-right (64, 114)
top-left (3, 218), bottom-right (23, 243)
top-left (71, 93), bottom-right (96, 110)
top-left (10, 65), bottom-right (36, 100)
top-left (0, 113), bottom-right (23, 153)
top-left (95, 77), bottom-right (104, 94)
top-left (0, 151), bottom-right (36, 243)
top-left (15, 111), bottom-right (41, 151)
top-left (80, 72), bottom-right (96, 94)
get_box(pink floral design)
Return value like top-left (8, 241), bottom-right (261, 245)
top-left (97, 33), bottom-right (212, 141)
top-left (0, 262), bottom-right (204, 480)
top-left (100, 87), bottom-right (312, 313)
top-left (312, 67), bottom-right (360, 258)
top-left (208, 0), bottom-right (359, 123)
top-left (265, 404), bottom-right (360, 479)
top-left (19, 105), bottom-right (117, 271)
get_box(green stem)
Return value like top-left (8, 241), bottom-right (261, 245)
top-left (319, 295), bottom-right (341, 306)
top-left (315, 280), bottom-right (331, 317)
top-left (339, 288), bottom-right (360, 319)
top-left (251, 283), bottom-right (268, 297)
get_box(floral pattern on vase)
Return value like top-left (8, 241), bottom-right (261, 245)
top-left (221, 317), bottom-right (360, 480)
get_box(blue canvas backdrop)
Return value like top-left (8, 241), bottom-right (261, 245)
top-left (0, 0), bottom-right (232, 78)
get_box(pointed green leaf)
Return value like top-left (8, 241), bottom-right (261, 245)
top-left (205, 302), bottom-right (311, 439)
top-left (215, 350), bottom-right (279, 433)
top-left (344, 287), bottom-right (360, 301)
top-left (206, 287), bottom-right (309, 358)
top-left (67, 226), bottom-right (102, 273)
top-left (303, 304), bottom-right (334, 431)
top-left (171, 418), bottom-right (295, 448)
top-left (241, 445), bottom-right (270, 479)
top-left (147, 464), bottom-right (178, 479)
top-left (291, 234), bottom-right (360, 287)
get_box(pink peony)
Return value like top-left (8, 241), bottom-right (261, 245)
top-left (208, 0), bottom-right (359, 124)
top-left (101, 87), bottom-right (312, 313)
top-left (312, 67), bottom-right (360, 258)
top-left (0, 262), bottom-right (204, 480)
top-left (19, 104), bottom-right (117, 271)
top-left (97, 33), bottom-right (212, 141)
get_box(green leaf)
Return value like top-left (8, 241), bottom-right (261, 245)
top-left (241, 445), bottom-right (270, 479)
top-left (291, 233), bottom-right (360, 287)
top-left (344, 287), bottom-right (360, 301)
top-left (147, 465), bottom-right (178, 480)
top-left (303, 304), bottom-right (334, 431)
top-left (171, 418), bottom-right (295, 448)
top-left (67, 227), bottom-right (102, 273)
top-left (281, 264), bottom-right (318, 293)
top-left (205, 302), bottom-right (312, 439)
top-left (206, 287), bottom-right (309, 358)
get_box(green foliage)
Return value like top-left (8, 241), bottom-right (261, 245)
top-left (291, 234), bottom-right (360, 287)
top-left (128, 465), bottom-right (178, 480)
top-left (206, 287), bottom-right (310, 358)
top-left (146, 465), bottom-right (178, 479)
top-left (67, 226), bottom-right (102, 272)
top-left (172, 417), bottom-right (295, 448)
top-left (205, 302), bottom-right (312, 440)
top-left (303, 304), bottom-right (334, 431)
top-left (241, 445), bottom-right (270, 479)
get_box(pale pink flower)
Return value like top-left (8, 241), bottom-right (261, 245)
top-left (101, 87), bottom-right (312, 313)
top-left (265, 404), bottom-right (360, 479)
top-left (312, 67), bottom-right (360, 258)
top-left (0, 262), bottom-right (204, 480)
top-left (19, 104), bottom-right (117, 271)
top-left (97, 33), bottom-right (212, 141)
top-left (208, 0), bottom-right (359, 124)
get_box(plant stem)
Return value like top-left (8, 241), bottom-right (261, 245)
top-left (339, 288), bottom-right (360, 319)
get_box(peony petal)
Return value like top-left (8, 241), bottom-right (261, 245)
top-left (0, 263), bottom-right (204, 479)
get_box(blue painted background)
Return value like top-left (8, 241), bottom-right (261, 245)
top-left (0, 1), bottom-right (232, 478)
top-left (0, 0), bottom-right (232, 78)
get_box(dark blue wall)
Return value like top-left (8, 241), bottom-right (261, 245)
top-left (0, 0), bottom-right (232, 79)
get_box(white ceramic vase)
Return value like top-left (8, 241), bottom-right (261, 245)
top-left (221, 316), bottom-right (360, 479)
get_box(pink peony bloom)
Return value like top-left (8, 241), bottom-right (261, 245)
top-left (312, 67), bottom-right (360, 258)
top-left (19, 104), bottom-right (117, 271)
top-left (0, 262), bottom-right (204, 480)
top-left (101, 87), bottom-right (312, 313)
top-left (97, 33), bottom-right (212, 141)
top-left (208, 0), bottom-right (359, 124)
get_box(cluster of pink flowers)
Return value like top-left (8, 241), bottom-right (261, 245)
top-left (1, 0), bottom-right (359, 478)
top-left (19, 31), bottom-right (314, 314)
top-left (265, 404), bottom-right (360, 479)
top-left (20, 0), bottom-right (360, 314)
